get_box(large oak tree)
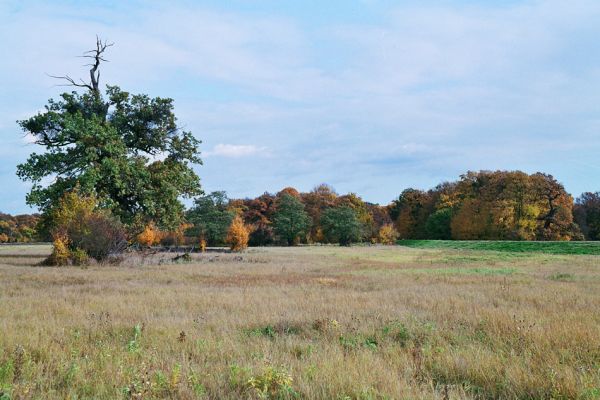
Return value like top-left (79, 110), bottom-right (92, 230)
top-left (17, 39), bottom-right (201, 229)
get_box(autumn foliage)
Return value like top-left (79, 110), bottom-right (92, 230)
top-left (226, 215), bottom-right (250, 252)
top-left (43, 189), bottom-right (127, 265)
top-left (378, 224), bottom-right (399, 245)
top-left (136, 224), bottom-right (162, 247)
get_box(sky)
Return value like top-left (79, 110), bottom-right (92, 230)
top-left (1, 0), bottom-right (599, 214)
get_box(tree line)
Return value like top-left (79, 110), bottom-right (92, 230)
top-left (7, 40), bottom-right (600, 265)
top-left (4, 170), bottom-right (600, 248)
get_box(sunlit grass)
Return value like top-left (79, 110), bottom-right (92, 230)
top-left (0, 244), bottom-right (599, 399)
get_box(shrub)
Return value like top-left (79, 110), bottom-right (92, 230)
top-left (226, 216), bottom-right (250, 252)
top-left (160, 223), bottom-right (192, 246)
top-left (247, 365), bottom-right (296, 399)
top-left (44, 235), bottom-right (72, 266)
top-left (378, 224), bottom-right (399, 245)
top-left (136, 224), bottom-right (161, 247)
top-left (0, 233), bottom-right (8, 243)
top-left (73, 213), bottom-right (127, 261)
top-left (70, 248), bottom-right (89, 266)
top-left (43, 190), bottom-right (128, 264)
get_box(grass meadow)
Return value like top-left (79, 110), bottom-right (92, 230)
top-left (0, 243), bottom-right (599, 399)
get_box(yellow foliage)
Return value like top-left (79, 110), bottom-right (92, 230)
top-left (226, 216), bottom-right (250, 252)
top-left (199, 237), bottom-right (207, 253)
top-left (378, 224), bottom-right (399, 245)
top-left (136, 224), bottom-right (161, 246)
top-left (0, 233), bottom-right (8, 243)
top-left (247, 366), bottom-right (294, 399)
top-left (46, 235), bottom-right (72, 266)
top-left (50, 189), bottom-right (96, 238)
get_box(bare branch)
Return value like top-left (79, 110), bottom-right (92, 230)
top-left (46, 36), bottom-right (113, 94)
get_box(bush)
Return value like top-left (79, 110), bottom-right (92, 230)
top-left (43, 235), bottom-right (72, 266)
top-left (226, 216), bottom-right (250, 252)
top-left (378, 224), bottom-right (399, 245)
top-left (159, 223), bottom-right (192, 247)
top-left (70, 248), bottom-right (90, 266)
top-left (43, 190), bottom-right (128, 264)
top-left (73, 213), bottom-right (128, 261)
top-left (136, 224), bottom-right (161, 247)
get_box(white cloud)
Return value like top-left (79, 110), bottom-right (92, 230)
top-left (2, 0), bottom-right (600, 212)
top-left (205, 144), bottom-right (268, 158)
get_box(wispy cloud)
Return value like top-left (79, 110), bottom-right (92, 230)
top-left (1, 0), bottom-right (600, 213)
top-left (205, 144), bottom-right (269, 158)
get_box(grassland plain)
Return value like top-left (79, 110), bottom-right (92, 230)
top-left (0, 244), bottom-right (599, 399)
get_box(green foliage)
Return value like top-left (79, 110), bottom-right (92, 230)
top-left (425, 208), bottom-right (452, 239)
top-left (247, 365), bottom-right (297, 399)
top-left (127, 324), bottom-right (143, 353)
top-left (17, 85), bottom-right (201, 230)
top-left (185, 191), bottom-right (234, 245)
top-left (321, 206), bottom-right (362, 246)
top-left (273, 194), bottom-right (310, 245)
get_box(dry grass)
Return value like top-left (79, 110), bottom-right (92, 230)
top-left (0, 245), bottom-right (599, 399)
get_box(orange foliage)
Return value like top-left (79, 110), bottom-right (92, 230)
top-left (226, 215), bottom-right (250, 252)
top-left (0, 233), bottom-right (8, 243)
top-left (160, 222), bottom-right (193, 246)
top-left (137, 223), bottom-right (162, 246)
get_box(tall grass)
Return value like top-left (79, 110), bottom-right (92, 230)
top-left (0, 245), bottom-right (599, 399)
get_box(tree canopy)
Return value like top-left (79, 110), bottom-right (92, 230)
top-left (321, 206), bottom-right (362, 246)
top-left (17, 42), bottom-right (201, 230)
top-left (272, 193), bottom-right (310, 245)
top-left (185, 191), bottom-right (234, 245)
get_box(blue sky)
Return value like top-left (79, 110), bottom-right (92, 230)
top-left (1, 0), bottom-right (600, 213)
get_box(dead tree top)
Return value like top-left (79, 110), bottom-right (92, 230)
top-left (49, 36), bottom-right (114, 93)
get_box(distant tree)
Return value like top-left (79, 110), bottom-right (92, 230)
top-left (336, 193), bottom-right (375, 241)
top-left (186, 191), bottom-right (234, 246)
top-left (425, 208), bottom-right (453, 239)
top-left (0, 213), bottom-right (40, 242)
top-left (226, 215), bottom-right (250, 252)
top-left (272, 194), bottom-right (310, 245)
top-left (574, 192), bottom-right (600, 240)
top-left (17, 39), bottom-right (201, 229)
top-left (301, 184), bottom-right (338, 242)
top-left (390, 189), bottom-right (433, 239)
top-left (241, 193), bottom-right (276, 246)
top-left (321, 206), bottom-right (362, 246)
top-left (442, 171), bottom-right (582, 240)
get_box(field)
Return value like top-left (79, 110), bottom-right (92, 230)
top-left (1, 243), bottom-right (599, 399)
top-left (398, 240), bottom-right (600, 255)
